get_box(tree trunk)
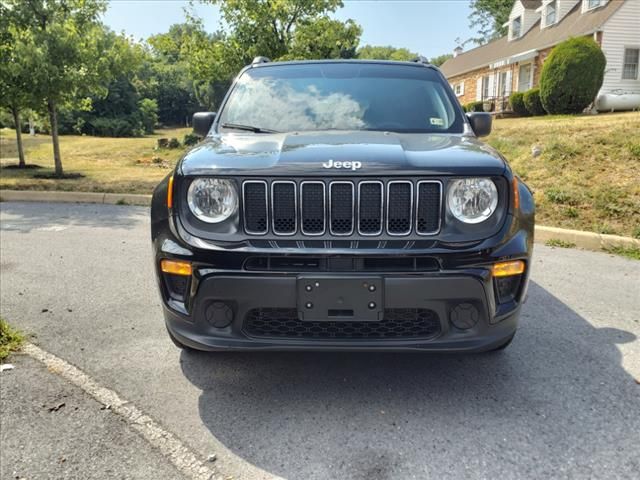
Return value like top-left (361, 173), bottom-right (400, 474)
top-left (11, 105), bottom-right (26, 168)
top-left (47, 99), bottom-right (63, 177)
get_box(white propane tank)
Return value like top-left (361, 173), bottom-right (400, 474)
top-left (595, 92), bottom-right (640, 112)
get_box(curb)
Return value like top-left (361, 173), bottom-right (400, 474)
top-left (534, 225), bottom-right (639, 251)
top-left (0, 189), bottom-right (151, 206)
top-left (1, 189), bottom-right (638, 252)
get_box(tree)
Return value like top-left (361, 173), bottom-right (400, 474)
top-left (468, 0), bottom-right (514, 45)
top-left (539, 37), bottom-right (606, 114)
top-left (283, 17), bottom-right (361, 60)
top-left (7, 0), bottom-right (110, 177)
top-left (146, 23), bottom-right (205, 124)
top-left (0, 4), bottom-right (34, 168)
top-left (189, 1), bottom-right (360, 110)
top-left (209, 0), bottom-right (345, 64)
top-left (357, 45), bottom-right (418, 61)
top-left (429, 53), bottom-right (453, 67)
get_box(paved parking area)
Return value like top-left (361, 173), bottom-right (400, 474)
top-left (1, 202), bottom-right (639, 479)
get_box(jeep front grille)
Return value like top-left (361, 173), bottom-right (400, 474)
top-left (242, 179), bottom-right (442, 237)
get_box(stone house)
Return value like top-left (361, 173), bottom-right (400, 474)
top-left (440, 0), bottom-right (640, 112)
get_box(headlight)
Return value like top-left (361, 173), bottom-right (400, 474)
top-left (447, 178), bottom-right (498, 224)
top-left (187, 178), bottom-right (238, 223)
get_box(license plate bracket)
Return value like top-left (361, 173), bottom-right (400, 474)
top-left (297, 276), bottom-right (384, 321)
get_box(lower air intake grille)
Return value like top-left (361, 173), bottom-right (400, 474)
top-left (243, 308), bottom-right (441, 340)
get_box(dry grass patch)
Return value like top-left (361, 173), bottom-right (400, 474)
top-left (0, 128), bottom-right (190, 194)
top-left (488, 112), bottom-right (640, 237)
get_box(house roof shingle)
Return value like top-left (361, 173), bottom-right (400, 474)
top-left (440, 0), bottom-right (625, 78)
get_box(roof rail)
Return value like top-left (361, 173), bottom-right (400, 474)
top-left (411, 56), bottom-right (431, 65)
top-left (251, 56), bottom-right (271, 65)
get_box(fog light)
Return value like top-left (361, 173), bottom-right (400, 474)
top-left (450, 303), bottom-right (479, 330)
top-left (205, 302), bottom-right (234, 328)
top-left (161, 259), bottom-right (192, 276)
top-left (495, 275), bottom-right (522, 304)
top-left (492, 260), bottom-right (525, 277)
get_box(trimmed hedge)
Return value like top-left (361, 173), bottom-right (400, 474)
top-left (509, 92), bottom-right (529, 116)
top-left (464, 101), bottom-right (484, 112)
top-left (539, 37), bottom-right (606, 114)
top-left (523, 88), bottom-right (546, 116)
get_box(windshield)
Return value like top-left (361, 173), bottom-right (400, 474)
top-left (218, 63), bottom-right (464, 134)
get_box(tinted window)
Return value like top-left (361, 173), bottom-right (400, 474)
top-left (218, 63), bottom-right (464, 134)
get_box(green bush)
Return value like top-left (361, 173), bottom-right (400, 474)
top-left (183, 133), bottom-right (200, 146)
top-left (88, 117), bottom-right (142, 137)
top-left (138, 98), bottom-right (158, 135)
top-left (539, 37), bottom-right (606, 114)
top-left (168, 138), bottom-right (181, 149)
top-left (464, 101), bottom-right (484, 112)
top-left (509, 92), bottom-right (529, 116)
top-left (523, 88), bottom-right (546, 116)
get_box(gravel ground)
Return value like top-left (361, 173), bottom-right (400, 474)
top-left (0, 355), bottom-right (182, 480)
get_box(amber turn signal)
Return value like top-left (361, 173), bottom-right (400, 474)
top-left (492, 260), bottom-right (525, 277)
top-left (512, 177), bottom-right (520, 210)
top-left (160, 259), bottom-right (192, 276)
top-left (167, 175), bottom-right (174, 209)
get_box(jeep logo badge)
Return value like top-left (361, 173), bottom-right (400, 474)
top-left (322, 159), bottom-right (362, 171)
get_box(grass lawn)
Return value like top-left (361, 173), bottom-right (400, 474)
top-left (0, 127), bottom-right (190, 194)
top-left (487, 112), bottom-right (640, 238)
top-left (1, 112), bottom-right (639, 237)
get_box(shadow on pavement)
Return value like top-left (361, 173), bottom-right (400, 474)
top-left (181, 281), bottom-right (639, 479)
top-left (0, 202), bottom-right (146, 233)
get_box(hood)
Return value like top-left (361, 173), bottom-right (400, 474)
top-left (179, 130), bottom-right (506, 177)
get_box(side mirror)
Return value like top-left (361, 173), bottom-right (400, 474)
top-left (192, 112), bottom-right (217, 137)
top-left (466, 112), bottom-right (492, 137)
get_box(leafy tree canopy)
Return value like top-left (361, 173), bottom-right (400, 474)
top-left (357, 45), bottom-right (418, 61)
top-left (282, 17), bottom-right (362, 60)
top-left (429, 53), bottom-right (453, 67)
top-left (208, 0), bottom-right (345, 63)
top-left (468, 0), bottom-right (514, 45)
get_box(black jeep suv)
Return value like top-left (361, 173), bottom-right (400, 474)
top-left (151, 58), bottom-right (534, 353)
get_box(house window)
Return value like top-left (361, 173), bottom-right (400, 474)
top-left (622, 48), bottom-right (639, 80)
top-left (499, 72), bottom-right (508, 97)
top-left (518, 64), bottom-right (532, 91)
top-left (512, 17), bottom-right (522, 39)
top-left (545, 1), bottom-right (557, 26)
top-left (587, 0), bottom-right (601, 9)
top-left (454, 82), bottom-right (464, 97)
top-left (482, 76), bottom-right (491, 99)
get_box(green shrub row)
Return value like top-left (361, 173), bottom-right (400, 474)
top-left (509, 89), bottom-right (546, 116)
top-left (461, 101), bottom-right (484, 113)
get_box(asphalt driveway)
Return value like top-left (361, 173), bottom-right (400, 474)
top-left (1, 202), bottom-right (639, 479)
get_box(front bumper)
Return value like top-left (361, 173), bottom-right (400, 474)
top-left (161, 269), bottom-right (525, 352)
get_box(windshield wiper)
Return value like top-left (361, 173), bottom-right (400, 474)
top-left (220, 123), bottom-right (279, 133)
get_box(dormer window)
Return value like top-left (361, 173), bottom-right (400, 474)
top-left (587, 0), bottom-right (602, 9)
top-left (545, 1), bottom-right (557, 26)
top-left (512, 16), bottom-right (522, 39)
